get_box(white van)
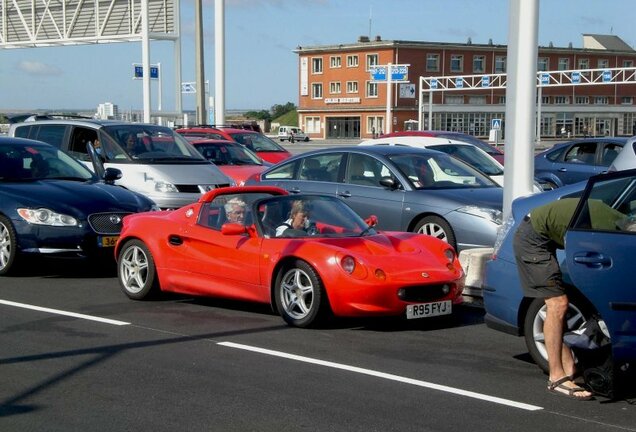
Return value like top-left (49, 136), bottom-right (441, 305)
top-left (9, 120), bottom-right (234, 209)
top-left (278, 126), bottom-right (309, 142)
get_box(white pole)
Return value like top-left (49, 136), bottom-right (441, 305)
top-left (386, 63), bottom-right (392, 134)
top-left (141, 0), bottom-right (151, 123)
top-left (214, 0), bottom-right (226, 126)
top-left (174, 0), bottom-right (182, 118)
top-left (428, 91), bottom-right (433, 130)
top-left (503, 0), bottom-right (539, 218)
top-left (536, 85), bottom-right (542, 145)
top-left (157, 62), bottom-right (162, 125)
top-left (418, 77), bottom-right (423, 130)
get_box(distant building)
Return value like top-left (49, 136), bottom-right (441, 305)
top-left (96, 102), bottom-right (119, 120)
top-left (295, 34), bottom-right (636, 140)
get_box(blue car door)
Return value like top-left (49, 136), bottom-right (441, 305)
top-left (565, 170), bottom-right (636, 361)
top-left (336, 153), bottom-right (406, 231)
top-left (558, 141), bottom-right (604, 185)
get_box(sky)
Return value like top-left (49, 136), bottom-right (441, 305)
top-left (0, 0), bottom-right (634, 113)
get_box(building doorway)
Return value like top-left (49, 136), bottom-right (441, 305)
top-left (326, 117), bottom-right (360, 139)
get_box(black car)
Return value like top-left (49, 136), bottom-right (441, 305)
top-left (0, 137), bottom-right (157, 275)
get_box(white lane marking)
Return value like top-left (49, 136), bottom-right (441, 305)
top-left (0, 299), bottom-right (130, 326)
top-left (219, 341), bottom-right (543, 411)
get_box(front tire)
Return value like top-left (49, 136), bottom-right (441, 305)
top-left (523, 296), bottom-right (593, 373)
top-left (0, 215), bottom-right (20, 276)
top-left (413, 216), bottom-right (457, 251)
top-left (275, 260), bottom-right (328, 327)
top-left (117, 239), bottom-right (159, 300)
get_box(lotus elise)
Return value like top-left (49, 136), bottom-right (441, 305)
top-left (115, 186), bottom-right (464, 327)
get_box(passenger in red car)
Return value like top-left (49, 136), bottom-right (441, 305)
top-left (224, 197), bottom-right (246, 224)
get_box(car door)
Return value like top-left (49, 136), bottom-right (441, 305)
top-left (565, 170), bottom-right (636, 353)
top-left (260, 153), bottom-right (341, 196)
top-left (557, 141), bottom-right (603, 185)
top-left (336, 152), bottom-right (406, 230)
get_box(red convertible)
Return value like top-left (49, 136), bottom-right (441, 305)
top-left (115, 186), bottom-right (464, 327)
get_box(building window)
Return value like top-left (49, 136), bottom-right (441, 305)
top-left (498, 96), bottom-right (506, 104)
top-left (445, 95), bottom-right (464, 104)
top-left (541, 96), bottom-right (550, 104)
top-left (366, 54), bottom-right (379, 70)
top-left (312, 57), bottom-right (323, 74)
top-left (366, 81), bottom-right (378, 98)
top-left (330, 56), bottom-right (341, 68)
top-left (469, 95), bottom-right (487, 105)
top-left (450, 55), bottom-right (463, 72)
top-left (595, 96), bottom-right (609, 105)
top-left (473, 55), bottom-right (485, 73)
top-left (426, 54), bottom-right (440, 72)
top-left (311, 83), bottom-right (323, 99)
top-left (578, 58), bottom-right (589, 70)
top-left (575, 96), bottom-right (589, 104)
top-left (623, 60), bottom-right (634, 68)
top-left (305, 116), bottom-right (321, 134)
top-left (538, 57), bottom-right (549, 71)
top-left (558, 58), bottom-right (570, 70)
top-left (621, 97), bottom-right (633, 105)
top-left (347, 55), bottom-right (359, 67)
top-left (598, 59), bottom-right (609, 69)
top-left (495, 56), bottom-right (506, 73)
top-left (329, 82), bottom-right (341, 94)
top-left (554, 96), bottom-right (570, 104)
top-left (346, 81), bottom-right (358, 93)
top-left (367, 116), bottom-right (384, 136)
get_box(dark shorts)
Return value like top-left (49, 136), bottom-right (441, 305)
top-left (512, 217), bottom-right (564, 299)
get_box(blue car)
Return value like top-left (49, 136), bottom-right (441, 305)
top-left (483, 168), bottom-right (636, 394)
top-left (534, 137), bottom-right (626, 189)
top-left (0, 137), bottom-right (157, 275)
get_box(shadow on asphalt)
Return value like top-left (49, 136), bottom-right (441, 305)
top-left (8, 256), bottom-right (117, 279)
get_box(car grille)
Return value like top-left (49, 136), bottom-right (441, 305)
top-left (397, 284), bottom-right (455, 302)
top-left (87, 212), bottom-right (132, 235)
top-left (175, 184), bottom-right (232, 193)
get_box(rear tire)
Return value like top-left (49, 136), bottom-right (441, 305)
top-left (117, 239), bottom-right (159, 300)
top-left (0, 215), bottom-right (20, 276)
top-left (523, 296), bottom-right (594, 373)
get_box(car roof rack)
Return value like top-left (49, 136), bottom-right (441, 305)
top-left (182, 123), bottom-right (262, 132)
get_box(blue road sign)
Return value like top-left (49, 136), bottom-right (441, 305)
top-left (430, 78), bottom-right (438, 89)
top-left (370, 65), bottom-right (408, 82)
top-left (602, 70), bottom-right (612, 82)
top-left (455, 77), bottom-right (464, 88)
top-left (572, 71), bottom-right (581, 84)
top-left (481, 76), bottom-right (490, 87)
top-left (134, 64), bottom-right (159, 79)
top-left (541, 73), bottom-right (550, 85)
top-left (491, 118), bottom-right (502, 130)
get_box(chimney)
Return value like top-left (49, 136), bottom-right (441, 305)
top-left (375, 35), bottom-right (382, 41)
top-left (488, 38), bottom-right (493, 45)
top-left (358, 35), bottom-right (370, 43)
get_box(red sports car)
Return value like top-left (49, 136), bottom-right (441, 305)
top-left (185, 138), bottom-right (270, 186)
top-left (115, 186), bottom-right (464, 327)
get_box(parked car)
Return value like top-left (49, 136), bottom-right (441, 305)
top-left (278, 126), bottom-right (309, 142)
top-left (185, 138), bottom-right (270, 186)
top-left (0, 137), bottom-right (157, 275)
top-left (175, 126), bottom-right (292, 163)
top-left (483, 169), bottom-right (636, 395)
top-left (359, 136), bottom-right (505, 186)
top-left (534, 137), bottom-right (626, 189)
top-left (246, 145), bottom-right (503, 252)
top-left (9, 119), bottom-right (233, 209)
top-left (115, 186), bottom-right (465, 327)
top-left (380, 130), bottom-right (505, 164)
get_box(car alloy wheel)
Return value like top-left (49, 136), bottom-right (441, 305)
top-left (414, 215), bottom-right (457, 252)
top-left (275, 260), bottom-right (327, 327)
top-left (118, 240), bottom-right (159, 299)
top-left (0, 215), bottom-right (19, 276)
top-left (523, 297), bottom-right (594, 373)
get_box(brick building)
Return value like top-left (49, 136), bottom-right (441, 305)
top-left (294, 34), bottom-right (636, 140)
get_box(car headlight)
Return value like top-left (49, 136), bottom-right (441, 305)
top-left (17, 208), bottom-right (78, 226)
top-left (492, 214), bottom-right (515, 256)
top-left (154, 180), bottom-right (178, 193)
top-left (456, 206), bottom-right (503, 225)
top-left (340, 255), bottom-right (356, 274)
top-left (150, 204), bottom-right (162, 212)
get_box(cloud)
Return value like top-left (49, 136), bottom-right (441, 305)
top-left (16, 61), bottom-right (62, 76)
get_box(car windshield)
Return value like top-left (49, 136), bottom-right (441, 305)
top-left (230, 132), bottom-right (287, 153)
top-left (431, 144), bottom-right (503, 176)
top-left (194, 142), bottom-right (263, 166)
top-left (255, 195), bottom-right (376, 238)
top-left (0, 143), bottom-right (95, 181)
top-left (389, 153), bottom-right (499, 189)
top-left (102, 125), bottom-right (207, 163)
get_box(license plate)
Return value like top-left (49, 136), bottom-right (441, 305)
top-left (97, 236), bottom-right (119, 247)
top-left (406, 300), bottom-right (452, 319)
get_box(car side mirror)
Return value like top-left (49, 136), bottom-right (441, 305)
top-left (379, 176), bottom-right (398, 189)
top-left (103, 167), bottom-right (123, 184)
top-left (221, 222), bottom-right (248, 236)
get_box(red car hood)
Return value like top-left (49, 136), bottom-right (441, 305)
top-left (219, 166), bottom-right (267, 186)
top-left (257, 151), bottom-right (291, 163)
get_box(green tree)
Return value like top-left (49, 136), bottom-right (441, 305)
top-left (245, 110), bottom-right (271, 121)
top-left (271, 102), bottom-right (296, 119)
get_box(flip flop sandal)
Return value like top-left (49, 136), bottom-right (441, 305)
top-left (548, 376), bottom-right (594, 401)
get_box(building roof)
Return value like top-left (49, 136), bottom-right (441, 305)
top-left (582, 34), bottom-right (634, 52)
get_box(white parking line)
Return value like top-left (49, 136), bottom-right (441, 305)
top-left (0, 299), bottom-right (130, 326)
top-left (219, 341), bottom-right (543, 411)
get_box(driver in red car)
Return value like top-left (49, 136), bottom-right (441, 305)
top-left (276, 200), bottom-right (313, 236)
